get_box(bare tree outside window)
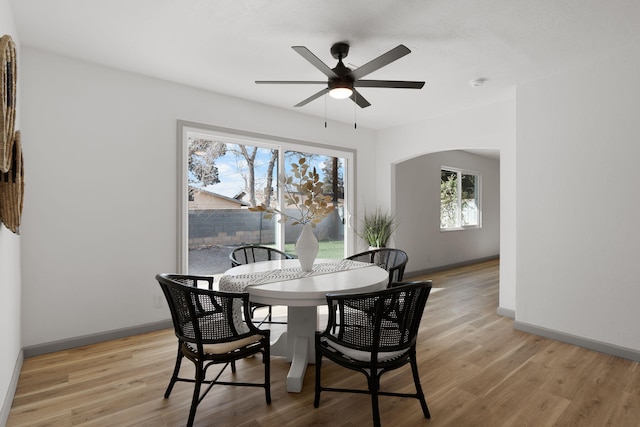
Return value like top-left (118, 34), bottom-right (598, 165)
top-left (263, 149), bottom-right (278, 207)
top-left (188, 137), bottom-right (227, 186)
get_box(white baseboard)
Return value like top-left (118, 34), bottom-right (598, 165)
top-left (1, 350), bottom-right (23, 426)
top-left (514, 320), bottom-right (640, 363)
top-left (496, 306), bottom-right (515, 319)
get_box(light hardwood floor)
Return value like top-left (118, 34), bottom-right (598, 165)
top-left (8, 259), bottom-right (640, 426)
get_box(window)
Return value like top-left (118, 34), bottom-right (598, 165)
top-left (440, 167), bottom-right (480, 230)
top-left (178, 122), bottom-right (355, 276)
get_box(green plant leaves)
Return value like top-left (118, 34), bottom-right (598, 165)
top-left (357, 208), bottom-right (398, 247)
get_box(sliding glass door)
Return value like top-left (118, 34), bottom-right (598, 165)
top-left (178, 123), bottom-right (354, 276)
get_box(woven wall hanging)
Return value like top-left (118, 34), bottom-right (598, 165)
top-left (1, 35), bottom-right (17, 173)
top-left (0, 130), bottom-right (23, 234)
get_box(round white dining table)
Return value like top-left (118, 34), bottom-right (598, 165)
top-left (222, 258), bottom-right (388, 392)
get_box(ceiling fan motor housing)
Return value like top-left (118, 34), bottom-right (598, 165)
top-left (329, 43), bottom-right (353, 91)
top-left (329, 77), bottom-right (353, 91)
top-left (330, 42), bottom-right (350, 60)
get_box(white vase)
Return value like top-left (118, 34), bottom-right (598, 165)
top-left (296, 223), bottom-right (319, 272)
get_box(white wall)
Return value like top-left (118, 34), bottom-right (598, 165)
top-left (376, 100), bottom-right (517, 312)
top-left (395, 150), bottom-right (500, 273)
top-left (516, 47), bottom-right (640, 351)
top-left (0, 0), bottom-right (22, 419)
top-left (19, 47), bottom-right (377, 348)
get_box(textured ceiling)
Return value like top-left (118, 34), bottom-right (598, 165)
top-left (9, 0), bottom-right (640, 130)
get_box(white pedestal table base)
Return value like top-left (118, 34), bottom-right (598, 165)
top-left (269, 306), bottom-right (318, 392)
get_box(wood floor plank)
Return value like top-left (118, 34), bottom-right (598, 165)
top-left (8, 258), bottom-right (640, 426)
top-left (501, 389), bottom-right (570, 427)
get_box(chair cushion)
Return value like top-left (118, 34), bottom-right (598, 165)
top-left (202, 334), bottom-right (264, 355)
top-left (325, 340), bottom-right (407, 362)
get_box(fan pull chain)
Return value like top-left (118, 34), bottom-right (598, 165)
top-left (324, 94), bottom-right (327, 128)
top-left (354, 92), bottom-right (357, 129)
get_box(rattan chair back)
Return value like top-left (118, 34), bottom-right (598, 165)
top-left (229, 245), bottom-right (293, 267)
top-left (346, 248), bottom-right (408, 286)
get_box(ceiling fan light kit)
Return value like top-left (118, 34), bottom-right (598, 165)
top-left (328, 76), bottom-right (353, 99)
top-left (328, 87), bottom-right (352, 99)
top-left (256, 42), bottom-right (425, 109)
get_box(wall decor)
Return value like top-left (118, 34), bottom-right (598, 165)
top-left (0, 130), bottom-right (23, 234)
top-left (1, 34), bottom-right (17, 173)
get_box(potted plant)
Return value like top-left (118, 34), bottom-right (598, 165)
top-left (357, 208), bottom-right (398, 249)
top-left (249, 157), bottom-right (334, 271)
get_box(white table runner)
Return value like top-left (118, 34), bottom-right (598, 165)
top-left (219, 259), bottom-right (373, 293)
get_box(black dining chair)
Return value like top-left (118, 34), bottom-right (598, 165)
top-left (331, 248), bottom-right (410, 334)
top-left (314, 281), bottom-right (432, 427)
top-left (156, 273), bottom-right (271, 427)
top-left (346, 248), bottom-right (408, 286)
top-left (229, 245), bottom-right (293, 324)
top-left (159, 274), bottom-right (214, 402)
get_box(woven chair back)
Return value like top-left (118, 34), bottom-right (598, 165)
top-left (327, 281), bottom-right (431, 353)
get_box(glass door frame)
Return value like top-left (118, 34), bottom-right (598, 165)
top-left (177, 120), bottom-right (357, 273)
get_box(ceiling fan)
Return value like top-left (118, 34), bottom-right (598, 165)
top-left (256, 42), bottom-right (425, 108)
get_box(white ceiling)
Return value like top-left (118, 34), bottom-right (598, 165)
top-left (9, 0), bottom-right (640, 130)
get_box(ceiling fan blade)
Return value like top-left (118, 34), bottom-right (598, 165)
top-left (256, 80), bottom-right (327, 85)
top-left (292, 46), bottom-right (338, 79)
top-left (351, 45), bottom-right (411, 80)
top-left (295, 88), bottom-right (330, 107)
top-left (350, 89), bottom-right (371, 108)
top-left (355, 79), bottom-right (425, 89)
